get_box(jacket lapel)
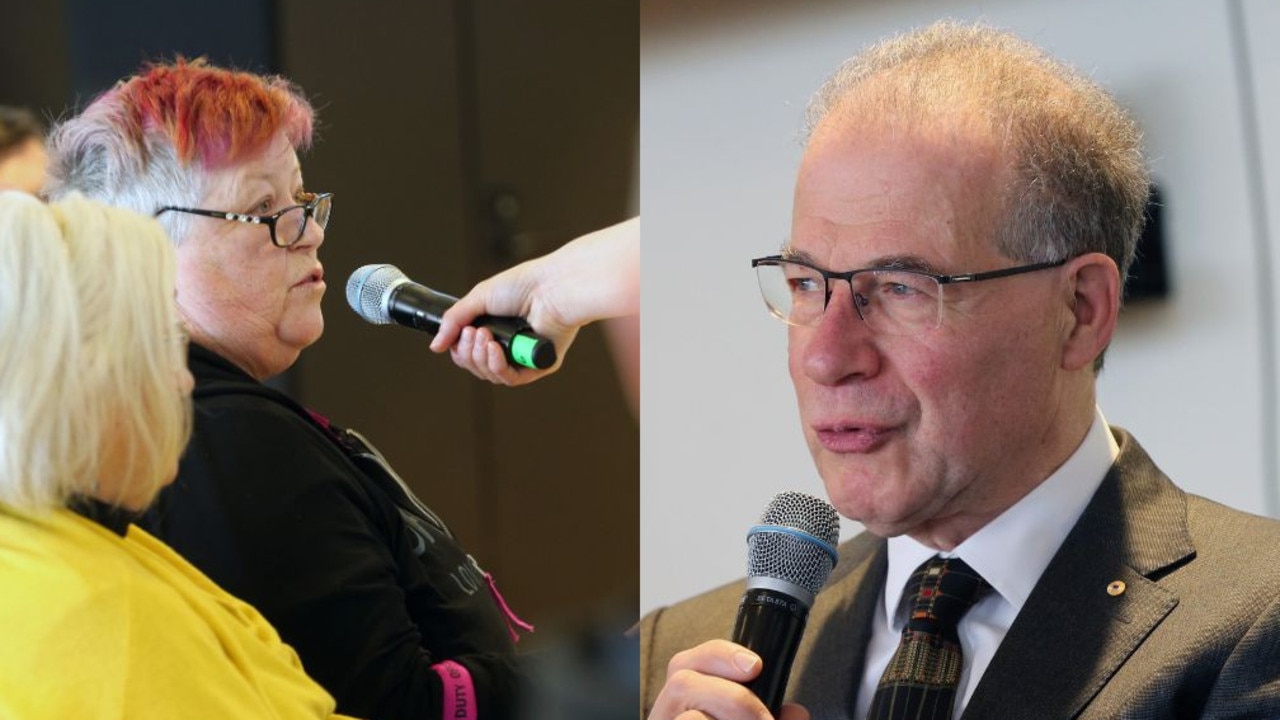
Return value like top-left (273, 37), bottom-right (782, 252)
top-left (963, 428), bottom-right (1194, 719)
top-left (789, 532), bottom-right (887, 719)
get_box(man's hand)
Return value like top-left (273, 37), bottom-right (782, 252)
top-left (647, 640), bottom-right (810, 720)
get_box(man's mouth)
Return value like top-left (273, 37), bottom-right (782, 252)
top-left (814, 423), bottom-right (896, 453)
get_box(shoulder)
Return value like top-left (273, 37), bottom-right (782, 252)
top-left (1167, 497), bottom-right (1280, 712)
top-left (193, 379), bottom-right (328, 449)
top-left (640, 579), bottom-right (745, 652)
top-left (639, 533), bottom-right (881, 653)
top-left (1185, 492), bottom-right (1280, 539)
top-left (0, 510), bottom-right (333, 717)
top-left (164, 396), bottom-right (374, 534)
top-left (145, 379), bottom-right (392, 588)
top-left (640, 533), bottom-right (880, 634)
top-left (0, 510), bottom-right (217, 626)
top-left (0, 509), bottom-right (130, 605)
top-left (187, 348), bottom-right (323, 442)
top-left (0, 511), bottom-right (138, 705)
top-left (1105, 429), bottom-right (1280, 595)
top-left (179, 376), bottom-right (364, 501)
top-left (183, 347), bottom-right (371, 505)
top-left (1181, 493), bottom-right (1280, 581)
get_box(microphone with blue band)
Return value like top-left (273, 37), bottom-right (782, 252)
top-left (733, 491), bottom-right (840, 716)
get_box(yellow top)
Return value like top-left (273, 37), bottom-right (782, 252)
top-left (0, 507), bottom-right (360, 719)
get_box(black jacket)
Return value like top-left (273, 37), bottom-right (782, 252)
top-left (142, 344), bottom-right (523, 720)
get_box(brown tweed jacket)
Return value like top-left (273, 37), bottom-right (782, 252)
top-left (639, 429), bottom-right (1280, 719)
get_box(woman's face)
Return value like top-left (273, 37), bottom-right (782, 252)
top-left (0, 136), bottom-right (48, 195)
top-left (174, 132), bottom-right (327, 379)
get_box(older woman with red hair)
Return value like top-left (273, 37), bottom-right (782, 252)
top-left (46, 60), bottom-right (524, 720)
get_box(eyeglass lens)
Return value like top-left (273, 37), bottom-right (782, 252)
top-left (276, 195), bottom-right (332, 247)
top-left (755, 262), bottom-right (944, 335)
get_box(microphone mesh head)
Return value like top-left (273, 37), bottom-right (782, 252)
top-left (346, 264), bottom-right (406, 324)
top-left (747, 491), bottom-right (839, 597)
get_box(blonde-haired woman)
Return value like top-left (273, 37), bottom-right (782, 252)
top-left (0, 192), bottom-right (357, 719)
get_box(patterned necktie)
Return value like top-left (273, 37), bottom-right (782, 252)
top-left (867, 556), bottom-right (991, 720)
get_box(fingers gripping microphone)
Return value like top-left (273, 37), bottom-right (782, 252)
top-left (733, 491), bottom-right (839, 716)
top-left (346, 264), bottom-right (557, 370)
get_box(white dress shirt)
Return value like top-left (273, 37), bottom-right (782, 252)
top-left (854, 408), bottom-right (1120, 720)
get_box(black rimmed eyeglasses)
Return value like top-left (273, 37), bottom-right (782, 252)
top-left (155, 191), bottom-right (334, 248)
top-left (750, 254), bottom-right (1068, 336)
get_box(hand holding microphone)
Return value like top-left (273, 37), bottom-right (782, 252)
top-left (347, 264), bottom-right (557, 370)
top-left (429, 217), bottom-right (639, 387)
top-left (652, 641), bottom-right (811, 720)
top-left (648, 492), bottom-right (838, 720)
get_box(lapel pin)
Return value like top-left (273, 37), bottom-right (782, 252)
top-left (1107, 580), bottom-right (1126, 597)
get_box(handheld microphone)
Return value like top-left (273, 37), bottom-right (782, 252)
top-left (346, 264), bottom-right (557, 370)
top-left (732, 491), bottom-right (839, 716)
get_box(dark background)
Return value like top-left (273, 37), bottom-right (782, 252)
top-left (0, 0), bottom-right (639, 640)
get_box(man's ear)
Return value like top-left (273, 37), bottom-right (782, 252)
top-left (1061, 252), bottom-right (1121, 372)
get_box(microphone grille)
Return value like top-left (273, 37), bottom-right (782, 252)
top-left (746, 491), bottom-right (840, 597)
top-left (347, 264), bottom-right (406, 324)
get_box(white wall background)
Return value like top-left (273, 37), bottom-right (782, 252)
top-left (640, 0), bottom-right (1280, 616)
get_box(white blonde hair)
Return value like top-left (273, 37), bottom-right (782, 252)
top-left (0, 191), bottom-right (191, 513)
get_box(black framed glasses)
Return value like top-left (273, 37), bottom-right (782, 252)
top-left (155, 191), bottom-right (333, 248)
top-left (751, 254), bottom-right (1067, 336)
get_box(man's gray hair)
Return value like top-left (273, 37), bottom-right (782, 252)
top-left (805, 21), bottom-right (1150, 288)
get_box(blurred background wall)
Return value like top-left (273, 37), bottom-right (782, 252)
top-left (641, 0), bottom-right (1280, 615)
top-left (0, 0), bottom-right (638, 640)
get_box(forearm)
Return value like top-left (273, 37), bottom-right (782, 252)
top-left (541, 216), bottom-right (639, 327)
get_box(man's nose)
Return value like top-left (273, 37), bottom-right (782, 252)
top-left (796, 281), bottom-right (881, 386)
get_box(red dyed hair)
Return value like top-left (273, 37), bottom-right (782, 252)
top-left (106, 57), bottom-right (313, 170)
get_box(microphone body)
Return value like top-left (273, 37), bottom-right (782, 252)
top-left (347, 264), bottom-right (557, 370)
top-left (731, 492), bottom-right (839, 716)
top-left (733, 587), bottom-right (809, 708)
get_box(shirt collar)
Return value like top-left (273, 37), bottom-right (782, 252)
top-left (68, 495), bottom-right (137, 537)
top-left (883, 407), bottom-right (1118, 626)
